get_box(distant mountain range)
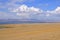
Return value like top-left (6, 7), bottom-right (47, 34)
top-left (0, 19), bottom-right (60, 24)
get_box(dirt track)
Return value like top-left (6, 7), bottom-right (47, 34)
top-left (0, 23), bottom-right (60, 40)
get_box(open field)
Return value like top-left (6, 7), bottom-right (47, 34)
top-left (0, 23), bottom-right (60, 40)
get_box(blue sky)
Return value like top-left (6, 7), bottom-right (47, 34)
top-left (0, 0), bottom-right (60, 10)
top-left (0, 0), bottom-right (60, 21)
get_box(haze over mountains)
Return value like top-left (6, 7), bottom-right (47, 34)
top-left (0, 18), bottom-right (60, 24)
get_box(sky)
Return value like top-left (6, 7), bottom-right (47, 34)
top-left (0, 0), bottom-right (60, 21)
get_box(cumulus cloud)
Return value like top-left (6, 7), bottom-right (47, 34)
top-left (13, 4), bottom-right (42, 12)
top-left (46, 7), bottom-right (60, 14)
top-left (45, 6), bottom-right (60, 17)
top-left (12, 4), bottom-right (43, 18)
top-left (55, 7), bottom-right (60, 13)
top-left (12, 4), bottom-right (60, 19)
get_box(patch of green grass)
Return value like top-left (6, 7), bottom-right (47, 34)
top-left (0, 26), bottom-right (13, 29)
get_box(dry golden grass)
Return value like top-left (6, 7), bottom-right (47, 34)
top-left (0, 23), bottom-right (60, 40)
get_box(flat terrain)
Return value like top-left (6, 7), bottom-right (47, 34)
top-left (0, 23), bottom-right (60, 40)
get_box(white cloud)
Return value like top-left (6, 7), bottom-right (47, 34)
top-left (13, 4), bottom-right (43, 18)
top-left (45, 6), bottom-right (60, 17)
top-left (46, 7), bottom-right (60, 14)
top-left (13, 4), bottom-right (42, 13)
top-left (12, 4), bottom-right (60, 18)
top-left (55, 7), bottom-right (60, 13)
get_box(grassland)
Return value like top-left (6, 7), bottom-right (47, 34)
top-left (0, 23), bottom-right (60, 40)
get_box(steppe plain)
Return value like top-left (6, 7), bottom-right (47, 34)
top-left (0, 23), bottom-right (60, 40)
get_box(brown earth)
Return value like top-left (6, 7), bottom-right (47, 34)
top-left (0, 23), bottom-right (60, 40)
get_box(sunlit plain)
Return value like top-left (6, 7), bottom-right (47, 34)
top-left (0, 23), bottom-right (60, 40)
